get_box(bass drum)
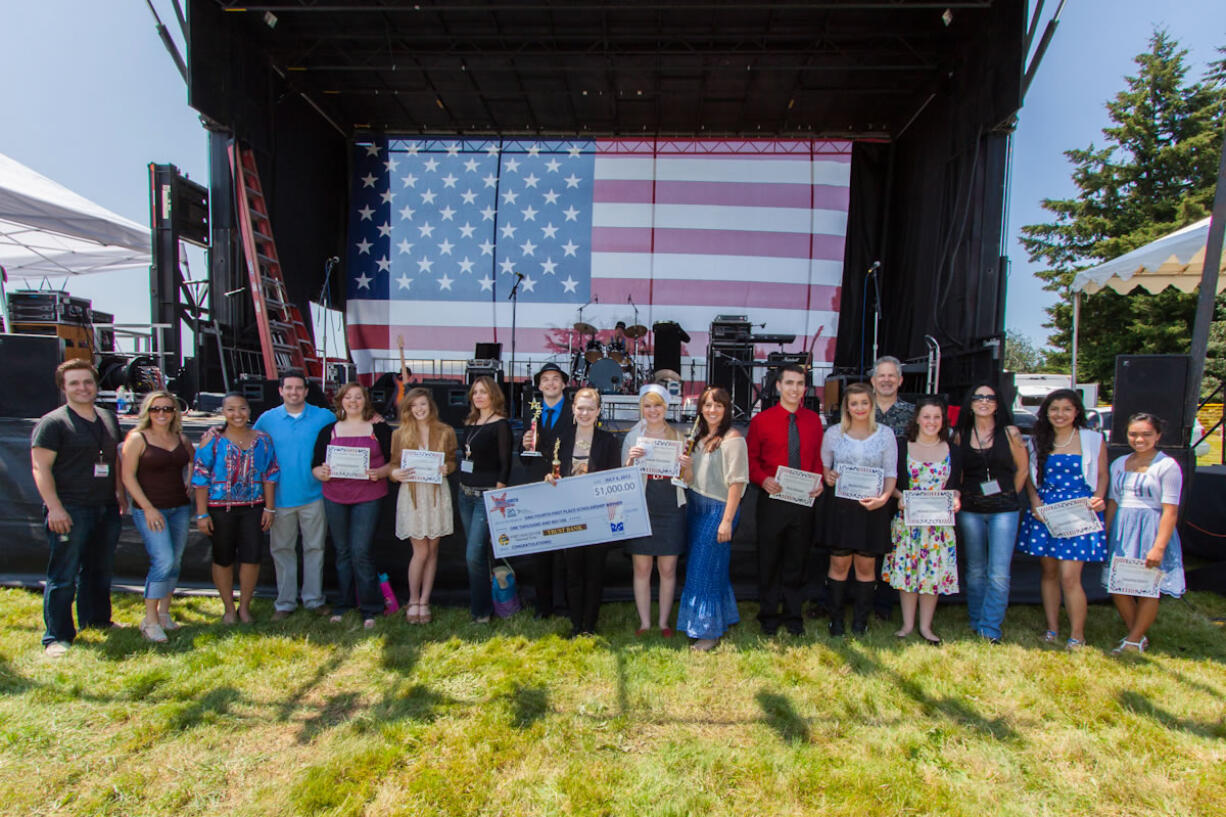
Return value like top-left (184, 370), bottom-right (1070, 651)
top-left (586, 357), bottom-right (624, 394)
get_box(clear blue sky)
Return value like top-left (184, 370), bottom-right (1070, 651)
top-left (2, 1), bottom-right (1223, 352)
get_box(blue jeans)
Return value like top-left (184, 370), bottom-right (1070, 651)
top-left (457, 490), bottom-right (493, 619)
top-left (43, 504), bottom-right (122, 646)
top-left (323, 498), bottom-right (384, 617)
top-left (132, 505), bottom-right (191, 600)
top-left (958, 510), bottom-right (1020, 639)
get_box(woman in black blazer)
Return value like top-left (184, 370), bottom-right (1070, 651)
top-left (546, 387), bottom-right (621, 636)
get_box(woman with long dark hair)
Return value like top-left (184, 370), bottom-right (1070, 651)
top-left (545, 388), bottom-right (621, 636)
top-left (953, 382), bottom-right (1028, 643)
top-left (311, 382), bottom-right (394, 629)
top-left (457, 375), bottom-right (512, 623)
top-left (884, 396), bottom-right (960, 644)
top-left (676, 387), bottom-right (748, 650)
top-left (390, 387), bottom-right (458, 624)
top-left (1017, 388), bottom-right (1108, 649)
top-left (1103, 413), bottom-right (1185, 653)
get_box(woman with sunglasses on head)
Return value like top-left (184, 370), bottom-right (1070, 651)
top-left (1017, 388), bottom-right (1108, 650)
top-left (457, 375), bottom-right (512, 623)
top-left (953, 383), bottom-right (1028, 643)
top-left (192, 392), bottom-right (279, 624)
top-left (676, 387), bottom-right (747, 651)
top-left (821, 382), bottom-right (897, 636)
top-left (624, 383), bottom-right (691, 636)
top-left (1103, 413), bottom-right (1184, 654)
top-left (121, 392), bottom-right (195, 642)
top-left (545, 388), bottom-right (621, 636)
top-left (311, 382), bottom-right (394, 630)
top-left (390, 387), bottom-right (458, 625)
top-left (884, 396), bottom-right (960, 645)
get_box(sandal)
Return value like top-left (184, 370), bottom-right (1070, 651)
top-left (419, 604), bottom-right (432, 624)
top-left (1040, 630), bottom-right (1058, 644)
top-left (363, 618), bottom-right (377, 630)
top-left (405, 603), bottom-right (421, 624)
top-left (1111, 638), bottom-right (1147, 655)
top-left (1065, 637), bottom-right (1086, 651)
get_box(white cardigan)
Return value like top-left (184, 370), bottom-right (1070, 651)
top-left (1028, 427), bottom-right (1103, 488)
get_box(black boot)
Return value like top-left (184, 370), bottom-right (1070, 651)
top-left (852, 580), bottom-right (876, 635)
top-left (827, 579), bottom-right (848, 637)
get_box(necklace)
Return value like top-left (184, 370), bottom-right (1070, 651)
top-left (914, 438), bottom-right (942, 447)
top-left (575, 436), bottom-right (592, 451)
top-left (1053, 431), bottom-right (1076, 449)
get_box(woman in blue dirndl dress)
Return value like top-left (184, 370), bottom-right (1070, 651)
top-left (1103, 412), bottom-right (1185, 654)
top-left (1016, 389), bottom-right (1108, 649)
top-left (676, 387), bottom-right (749, 650)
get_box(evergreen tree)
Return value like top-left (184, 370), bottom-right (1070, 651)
top-left (1019, 31), bottom-right (1225, 397)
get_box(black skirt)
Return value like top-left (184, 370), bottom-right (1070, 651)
top-left (822, 494), bottom-right (892, 555)
top-left (623, 478), bottom-right (687, 556)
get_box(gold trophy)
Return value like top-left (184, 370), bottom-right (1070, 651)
top-left (673, 415), bottom-right (703, 488)
top-left (523, 399), bottom-right (543, 457)
top-left (551, 438), bottom-right (562, 479)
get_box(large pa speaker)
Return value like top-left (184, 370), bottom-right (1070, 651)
top-left (416, 380), bottom-right (472, 427)
top-left (1112, 355), bottom-right (1191, 446)
top-left (0, 334), bottom-right (65, 418)
top-left (707, 342), bottom-right (753, 417)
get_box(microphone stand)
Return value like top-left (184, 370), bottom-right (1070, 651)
top-left (318, 257), bottom-right (339, 394)
top-left (507, 271), bottom-right (524, 419)
top-left (573, 297), bottom-right (591, 377)
top-left (627, 295), bottom-right (640, 388)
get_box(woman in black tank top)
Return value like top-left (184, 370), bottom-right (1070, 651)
top-left (952, 383), bottom-right (1029, 643)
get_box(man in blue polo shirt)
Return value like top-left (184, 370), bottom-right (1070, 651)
top-left (253, 372), bottom-right (336, 619)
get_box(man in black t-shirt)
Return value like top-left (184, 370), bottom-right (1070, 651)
top-left (30, 360), bottom-right (125, 657)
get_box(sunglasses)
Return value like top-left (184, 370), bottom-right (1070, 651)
top-left (149, 405), bottom-right (177, 414)
top-left (970, 394), bottom-right (997, 402)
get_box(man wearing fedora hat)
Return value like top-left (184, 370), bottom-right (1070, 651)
top-left (519, 362), bottom-right (574, 618)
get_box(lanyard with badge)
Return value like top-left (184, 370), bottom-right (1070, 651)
top-left (974, 426), bottom-right (1001, 496)
top-left (89, 414), bottom-right (112, 478)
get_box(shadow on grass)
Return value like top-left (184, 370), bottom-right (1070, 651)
top-left (299, 691), bottom-right (363, 743)
top-left (0, 655), bottom-right (34, 694)
top-left (756, 690), bottom-right (810, 744)
top-left (168, 685), bottom-right (242, 730)
top-left (506, 683), bottom-right (549, 729)
top-left (1117, 690), bottom-right (1226, 739)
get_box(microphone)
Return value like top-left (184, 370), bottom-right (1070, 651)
top-left (869, 260), bottom-right (881, 271)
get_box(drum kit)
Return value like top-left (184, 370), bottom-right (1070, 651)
top-left (570, 321), bottom-right (651, 394)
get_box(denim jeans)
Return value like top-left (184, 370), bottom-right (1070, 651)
top-left (457, 490), bottom-right (493, 619)
top-left (323, 498), bottom-right (384, 617)
top-left (43, 503), bottom-right (122, 646)
top-left (958, 510), bottom-right (1020, 639)
top-left (132, 505), bottom-right (191, 600)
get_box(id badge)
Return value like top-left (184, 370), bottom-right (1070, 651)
top-left (980, 479), bottom-right (1001, 496)
top-left (460, 459), bottom-right (475, 474)
top-left (94, 463), bottom-right (111, 478)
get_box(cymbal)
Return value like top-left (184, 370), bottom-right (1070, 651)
top-left (623, 324), bottom-right (649, 339)
top-left (572, 321), bottom-right (597, 335)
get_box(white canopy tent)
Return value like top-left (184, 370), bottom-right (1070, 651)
top-left (0, 152), bottom-right (151, 280)
top-left (1068, 217), bottom-right (1226, 386)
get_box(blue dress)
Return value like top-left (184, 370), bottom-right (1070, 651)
top-left (1016, 453), bottom-right (1107, 562)
top-left (1102, 453), bottom-right (1185, 597)
top-left (676, 492), bottom-right (741, 639)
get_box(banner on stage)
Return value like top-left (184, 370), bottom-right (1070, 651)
top-left (1106, 556), bottom-right (1162, 598)
top-left (326, 445), bottom-right (370, 480)
top-left (485, 467), bottom-right (652, 558)
top-left (400, 449), bottom-right (444, 484)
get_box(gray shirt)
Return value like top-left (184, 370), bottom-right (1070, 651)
top-left (875, 399), bottom-right (916, 439)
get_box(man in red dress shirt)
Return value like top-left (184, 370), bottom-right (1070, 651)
top-left (746, 365), bottom-right (824, 636)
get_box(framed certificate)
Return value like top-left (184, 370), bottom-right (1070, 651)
top-left (326, 445), bottom-right (370, 480)
top-left (771, 466), bottom-right (821, 507)
top-left (1040, 497), bottom-right (1103, 538)
top-left (902, 490), bottom-right (957, 527)
top-left (835, 465), bottom-right (884, 501)
top-left (1106, 556), bottom-right (1161, 598)
top-left (400, 449), bottom-right (444, 484)
top-left (636, 437), bottom-right (683, 478)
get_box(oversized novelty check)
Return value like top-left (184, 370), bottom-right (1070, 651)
top-left (486, 467), bottom-right (652, 558)
top-left (399, 449), bottom-right (444, 484)
top-left (1106, 556), bottom-right (1162, 598)
top-left (326, 445), bottom-right (370, 480)
top-left (1040, 497), bottom-right (1103, 538)
top-left (902, 490), bottom-right (957, 527)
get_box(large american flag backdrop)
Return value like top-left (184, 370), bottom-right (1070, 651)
top-left (345, 138), bottom-right (851, 378)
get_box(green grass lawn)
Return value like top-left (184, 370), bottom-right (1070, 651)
top-left (2, 588), bottom-right (1224, 817)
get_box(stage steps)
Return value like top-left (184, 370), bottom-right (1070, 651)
top-left (228, 144), bottom-right (322, 382)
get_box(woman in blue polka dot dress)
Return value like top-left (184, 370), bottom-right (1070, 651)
top-left (1016, 389), bottom-right (1108, 649)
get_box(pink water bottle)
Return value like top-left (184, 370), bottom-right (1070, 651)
top-left (378, 573), bottom-right (400, 615)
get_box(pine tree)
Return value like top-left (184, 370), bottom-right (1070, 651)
top-left (1019, 30), bottom-right (1225, 397)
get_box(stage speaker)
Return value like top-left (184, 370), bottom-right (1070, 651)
top-left (417, 380), bottom-right (471, 427)
top-left (474, 342), bottom-right (502, 361)
top-left (652, 321), bottom-right (689, 376)
top-left (707, 342), bottom-right (753, 417)
top-left (237, 375), bottom-right (280, 422)
top-left (1112, 355), bottom-right (1191, 446)
top-left (0, 334), bottom-right (65, 418)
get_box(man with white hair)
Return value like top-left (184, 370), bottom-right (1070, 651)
top-left (870, 355), bottom-right (915, 438)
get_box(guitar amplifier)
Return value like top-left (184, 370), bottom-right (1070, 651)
top-left (466, 359), bottom-right (503, 385)
top-left (710, 314), bottom-right (751, 342)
